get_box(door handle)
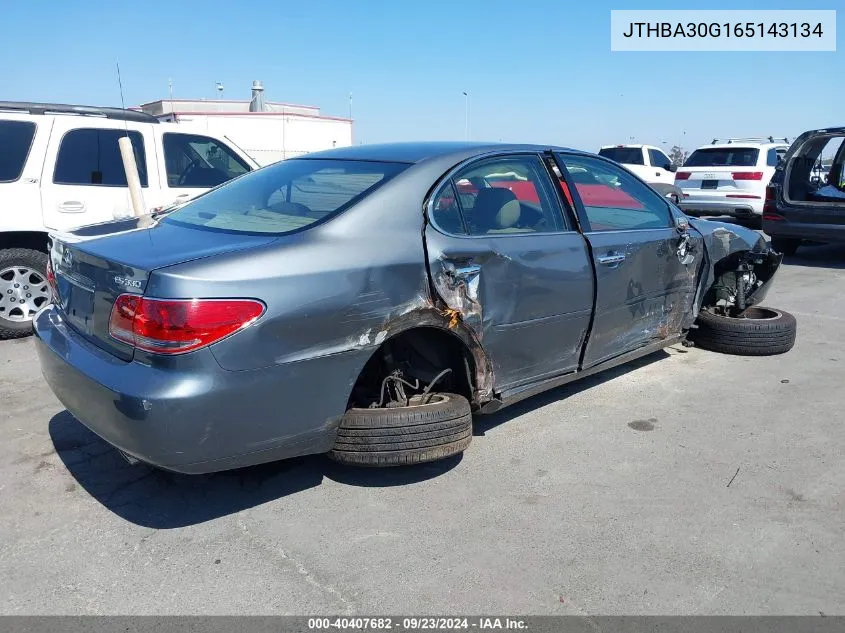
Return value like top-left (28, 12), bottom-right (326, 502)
top-left (656, 172), bottom-right (661, 177)
top-left (58, 200), bottom-right (86, 213)
top-left (597, 253), bottom-right (626, 266)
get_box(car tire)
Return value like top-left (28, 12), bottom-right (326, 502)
top-left (329, 392), bottom-right (473, 467)
top-left (690, 306), bottom-right (796, 356)
top-left (770, 237), bottom-right (800, 256)
top-left (0, 248), bottom-right (50, 340)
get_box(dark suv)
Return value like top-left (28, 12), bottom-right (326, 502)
top-left (763, 127), bottom-right (845, 255)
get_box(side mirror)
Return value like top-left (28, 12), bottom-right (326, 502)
top-left (675, 216), bottom-right (689, 233)
top-left (665, 163), bottom-right (677, 172)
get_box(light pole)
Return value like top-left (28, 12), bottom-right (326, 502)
top-left (463, 91), bottom-right (469, 140)
top-left (348, 92), bottom-right (353, 120)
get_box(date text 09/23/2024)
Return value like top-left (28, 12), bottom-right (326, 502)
top-left (307, 617), bottom-right (527, 630)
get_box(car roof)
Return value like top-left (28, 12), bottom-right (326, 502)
top-left (695, 142), bottom-right (788, 150)
top-left (295, 141), bottom-right (577, 164)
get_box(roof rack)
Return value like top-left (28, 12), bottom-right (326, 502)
top-left (0, 101), bottom-right (158, 124)
top-left (711, 136), bottom-right (789, 144)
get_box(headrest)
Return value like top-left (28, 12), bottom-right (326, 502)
top-left (473, 187), bottom-right (521, 232)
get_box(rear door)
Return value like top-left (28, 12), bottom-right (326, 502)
top-left (40, 119), bottom-right (155, 230)
top-left (779, 132), bottom-right (845, 232)
top-left (424, 152), bottom-right (594, 391)
top-left (555, 152), bottom-right (701, 368)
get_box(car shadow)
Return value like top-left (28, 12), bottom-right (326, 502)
top-left (50, 349), bottom-right (672, 529)
top-left (474, 349), bottom-right (670, 436)
top-left (49, 411), bottom-right (461, 529)
top-left (782, 243), bottom-right (845, 270)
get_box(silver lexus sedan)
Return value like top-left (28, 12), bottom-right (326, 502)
top-left (33, 142), bottom-right (796, 473)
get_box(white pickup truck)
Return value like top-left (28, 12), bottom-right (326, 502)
top-left (597, 144), bottom-right (685, 206)
top-left (0, 101), bottom-right (259, 339)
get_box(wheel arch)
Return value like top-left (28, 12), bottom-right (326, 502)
top-left (0, 231), bottom-right (49, 253)
top-left (345, 309), bottom-right (495, 410)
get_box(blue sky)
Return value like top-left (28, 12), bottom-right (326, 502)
top-left (0, 0), bottom-right (839, 153)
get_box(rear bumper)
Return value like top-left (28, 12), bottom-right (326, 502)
top-left (679, 198), bottom-right (763, 217)
top-left (33, 306), bottom-right (353, 473)
top-left (762, 220), bottom-right (845, 243)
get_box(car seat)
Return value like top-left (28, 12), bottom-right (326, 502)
top-left (470, 188), bottom-right (525, 233)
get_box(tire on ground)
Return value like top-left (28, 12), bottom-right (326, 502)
top-left (328, 392), bottom-right (473, 467)
top-left (0, 248), bottom-right (49, 340)
top-left (689, 306), bottom-right (797, 356)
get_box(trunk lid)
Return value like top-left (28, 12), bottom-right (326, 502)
top-left (50, 218), bottom-right (276, 360)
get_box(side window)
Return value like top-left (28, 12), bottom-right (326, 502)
top-left (558, 154), bottom-right (671, 231)
top-left (767, 148), bottom-right (781, 167)
top-left (431, 181), bottom-right (466, 234)
top-left (654, 149), bottom-right (671, 169)
top-left (648, 149), bottom-right (665, 169)
top-left (54, 129), bottom-right (148, 187)
top-left (163, 133), bottom-right (250, 188)
top-left (0, 121), bottom-right (36, 183)
top-left (439, 155), bottom-right (566, 236)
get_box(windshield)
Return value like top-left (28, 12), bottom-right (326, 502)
top-left (163, 158), bottom-right (408, 234)
top-left (685, 147), bottom-right (759, 167)
top-left (598, 147), bottom-right (644, 165)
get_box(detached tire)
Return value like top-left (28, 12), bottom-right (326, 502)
top-left (690, 307), bottom-right (797, 356)
top-left (329, 393), bottom-right (472, 467)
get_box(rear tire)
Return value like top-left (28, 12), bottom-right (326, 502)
top-left (0, 248), bottom-right (50, 340)
top-left (329, 393), bottom-right (472, 467)
top-left (690, 306), bottom-right (796, 356)
top-left (770, 236), bottom-right (800, 256)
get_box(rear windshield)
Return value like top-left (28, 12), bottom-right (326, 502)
top-left (685, 147), bottom-right (759, 167)
top-left (163, 159), bottom-right (408, 234)
top-left (598, 147), bottom-right (644, 165)
top-left (0, 120), bottom-right (36, 182)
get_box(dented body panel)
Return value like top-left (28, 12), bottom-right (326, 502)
top-left (425, 230), bottom-right (594, 390)
top-left (580, 227), bottom-right (702, 368)
top-left (34, 142), bottom-right (785, 474)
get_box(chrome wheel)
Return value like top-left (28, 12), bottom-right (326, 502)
top-left (0, 266), bottom-right (51, 323)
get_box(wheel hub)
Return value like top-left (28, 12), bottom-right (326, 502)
top-left (0, 266), bottom-right (51, 323)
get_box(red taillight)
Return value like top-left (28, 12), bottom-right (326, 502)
top-left (762, 185), bottom-right (779, 216)
top-left (732, 171), bottom-right (763, 180)
top-left (109, 295), bottom-right (265, 354)
top-left (675, 171), bottom-right (691, 181)
top-left (45, 258), bottom-right (58, 298)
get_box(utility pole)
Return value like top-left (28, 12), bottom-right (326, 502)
top-left (463, 91), bottom-right (469, 140)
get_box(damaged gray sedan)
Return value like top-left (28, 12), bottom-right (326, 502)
top-left (33, 142), bottom-right (796, 473)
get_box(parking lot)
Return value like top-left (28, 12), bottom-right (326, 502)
top-left (1, 241), bottom-right (843, 616)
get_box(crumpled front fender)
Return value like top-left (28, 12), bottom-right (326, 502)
top-left (688, 217), bottom-right (782, 311)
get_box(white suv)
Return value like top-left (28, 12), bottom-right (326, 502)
top-left (675, 137), bottom-right (789, 220)
top-left (598, 144), bottom-right (676, 185)
top-left (0, 101), bottom-right (258, 339)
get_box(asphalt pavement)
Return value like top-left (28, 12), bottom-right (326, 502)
top-left (1, 243), bottom-right (843, 615)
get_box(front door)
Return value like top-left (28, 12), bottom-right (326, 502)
top-left (40, 120), bottom-right (154, 231)
top-left (555, 152), bottom-right (702, 369)
top-left (648, 148), bottom-right (675, 184)
top-left (424, 153), bottom-right (594, 391)
top-left (155, 131), bottom-right (252, 210)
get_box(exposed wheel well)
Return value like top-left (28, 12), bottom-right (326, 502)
top-left (347, 326), bottom-right (478, 409)
top-left (0, 231), bottom-right (49, 254)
